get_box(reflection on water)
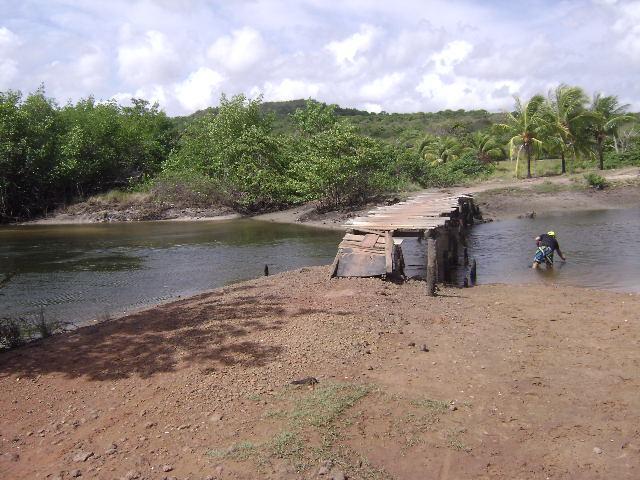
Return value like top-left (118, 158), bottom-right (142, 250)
top-left (467, 208), bottom-right (640, 293)
top-left (0, 220), bottom-right (342, 325)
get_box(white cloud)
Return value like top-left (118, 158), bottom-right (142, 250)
top-left (117, 30), bottom-right (180, 84)
top-left (0, 27), bottom-right (20, 52)
top-left (0, 27), bottom-right (20, 88)
top-left (363, 102), bottom-right (382, 113)
top-left (207, 27), bottom-right (268, 72)
top-left (416, 73), bottom-right (522, 111)
top-left (360, 73), bottom-right (405, 100)
top-left (2, 0), bottom-right (640, 113)
top-left (174, 67), bottom-right (224, 111)
top-left (612, 1), bottom-right (640, 62)
top-left (325, 25), bottom-right (377, 66)
top-left (260, 78), bottom-right (321, 101)
top-left (430, 40), bottom-right (473, 74)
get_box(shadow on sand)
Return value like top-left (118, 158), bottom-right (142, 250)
top-left (0, 283), bottom-right (336, 382)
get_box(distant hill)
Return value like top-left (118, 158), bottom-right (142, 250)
top-left (171, 99), bottom-right (506, 146)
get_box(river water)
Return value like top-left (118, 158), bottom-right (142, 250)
top-left (467, 208), bottom-right (640, 293)
top-left (0, 220), bottom-right (342, 325)
top-left (2, 208), bottom-right (639, 327)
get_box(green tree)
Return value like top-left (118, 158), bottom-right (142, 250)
top-left (495, 95), bottom-right (547, 178)
top-left (544, 85), bottom-right (591, 174)
top-left (164, 94), bottom-right (294, 211)
top-left (419, 135), bottom-right (462, 165)
top-left (589, 93), bottom-right (635, 170)
top-left (465, 131), bottom-right (503, 163)
top-left (290, 122), bottom-right (399, 209)
top-left (291, 99), bottom-right (337, 135)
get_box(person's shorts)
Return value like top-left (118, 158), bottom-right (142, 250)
top-left (533, 246), bottom-right (554, 264)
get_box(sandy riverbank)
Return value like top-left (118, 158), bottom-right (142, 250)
top-left (1, 266), bottom-right (639, 479)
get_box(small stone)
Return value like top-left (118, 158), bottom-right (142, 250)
top-left (449, 404), bottom-right (458, 411)
top-left (214, 465), bottom-right (224, 476)
top-left (210, 413), bottom-right (223, 423)
top-left (318, 465), bottom-right (330, 475)
top-left (177, 424), bottom-right (190, 430)
top-left (123, 471), bottom-right (140, 480)
top-left (367, 366), bottom-right (374, 371)
top-left (204, 476), bottom-right (214, 480)
top-left (331, 471), bottom-right (346, 480)
top-left (162, 465), bottom-right (173, 472)
top-left (408, 342), bottom-right (416, 347)
top-left (593, 447), bottom-right (602, 454)
top-left (72, 451), bottom-right (93, 463)
top-left (70, 469), bottom-right (82, 478)
top-left (144, 422), bottom-right (156, 429)
top-left (420, 344), bottom-right (429, 352)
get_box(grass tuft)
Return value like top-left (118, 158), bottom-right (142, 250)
top-left (290, 383), bottom-right (371, 429)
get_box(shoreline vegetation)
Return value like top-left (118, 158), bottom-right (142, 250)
top-left (22, 166), bottom-right (640, 228)
top-left (2, 86), bottom-right (639, 225)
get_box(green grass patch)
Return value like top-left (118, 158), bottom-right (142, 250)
top-left (207, 441), bottom-right (257, 461)
top-left (410, 398), bottom-right (450, 413)
top-left (290, 383), bottom-right (372, 429)
top-left (207, 383), bottom-right (372, 473)
top-left (269, 431), bottom-right (305, 460)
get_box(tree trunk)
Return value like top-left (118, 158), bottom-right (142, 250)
top-left (561, 151), bottom-right (566, 174)
top-left (598, 139), bottom-right (604, 170)
top-left (526, 144), bottom-right (532, 178)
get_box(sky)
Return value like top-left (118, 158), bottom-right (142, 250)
top-left (1, 0), bottom-right (639, 116)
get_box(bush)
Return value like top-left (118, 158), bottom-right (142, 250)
top-left (584, 172), bottom-right (608, 189)
top-left (603, 147), bottom-right (640, 169)
top-left (416, 154), bottom-right (494, 188)
top-left (0, 317), bottom-right (25, 349)
top-left (149, 171), bottom-right (226, 208)
top-left (30, 308), bottom-right (65, 339)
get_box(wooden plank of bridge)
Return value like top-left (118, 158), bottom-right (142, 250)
top-left (334, 192), bottom-right (474, 282)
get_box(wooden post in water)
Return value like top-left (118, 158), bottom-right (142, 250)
top-left (470, 259), bottom-right (477, 284)
top-left (426, 231), bottom-right (438, 296)
top-left (463, 247), bottom-right (469, 266)
top-left (442, 249), bottom-right (449, 283)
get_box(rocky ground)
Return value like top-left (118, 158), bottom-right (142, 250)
top-left (1, 267), bottom-right (639, 479)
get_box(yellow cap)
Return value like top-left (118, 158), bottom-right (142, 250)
top-left (547, 231), bottom-right (555, 236)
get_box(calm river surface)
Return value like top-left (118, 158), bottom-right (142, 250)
top-left (2, 208), bottom-right (639, 327)
top-left (467, 208), bottom-right (640, 293)
top-left (0, 220), bottom-right (342, 325)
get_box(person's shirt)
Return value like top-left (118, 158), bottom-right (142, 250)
top-left (538, 233), bottom-right (560, 252)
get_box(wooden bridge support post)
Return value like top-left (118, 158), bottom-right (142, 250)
top-left (470, 258), bottom-right (477, 284)
top-left (426, 232), bottom-right (438, 296)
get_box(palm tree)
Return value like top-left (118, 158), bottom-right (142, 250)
top-left (544, 85), bottom-right (590, 174)
top-left (495, 95), bottom-right (547, 178)
top-left (466, 131), bottom-right (503, 163)
top-left (589, 93), bottom-right (634, 170)
top-left (419, 136), bottom-right (462, 165)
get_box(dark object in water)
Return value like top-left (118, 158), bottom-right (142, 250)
top-left (264, 264), bottom-right (269, 276)
top-left (291, 376), bottom-right (318, 385)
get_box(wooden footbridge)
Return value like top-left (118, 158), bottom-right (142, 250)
top-left (330, 192), bottom-right (479, 294)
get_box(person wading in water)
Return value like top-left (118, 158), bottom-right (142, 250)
top-left (532, 231), bottom-right (566, 269)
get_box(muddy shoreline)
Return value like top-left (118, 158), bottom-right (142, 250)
top-left (1, 267), bottom-right (639, 479)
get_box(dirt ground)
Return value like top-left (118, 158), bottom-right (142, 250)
top-left (1, 266), bottom-right (639, 480)
top-left (474, 182), bottom-right (640, 222)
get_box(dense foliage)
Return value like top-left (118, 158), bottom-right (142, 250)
top-left (0, 88), bottom-right (173, 221)
top-left (1, 85), bottom-right (637, 222)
